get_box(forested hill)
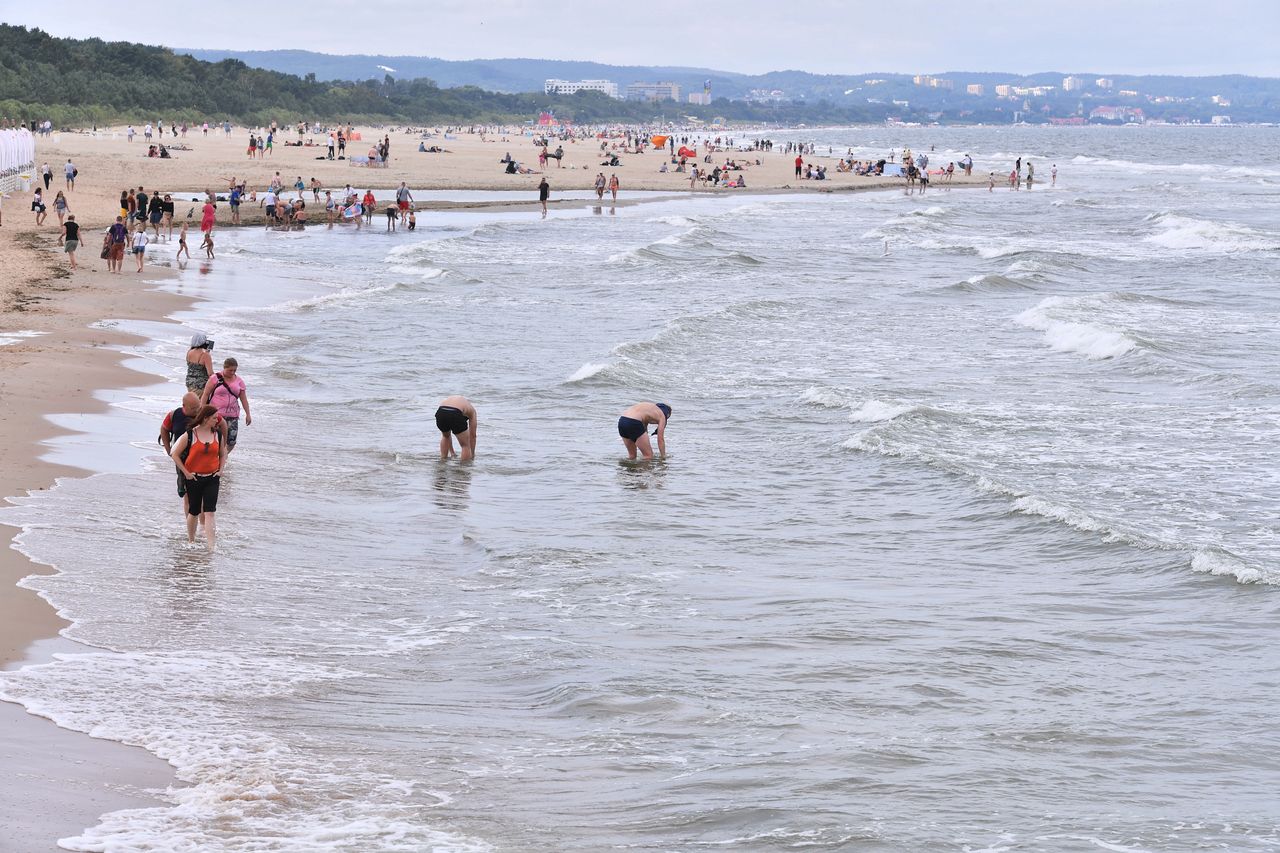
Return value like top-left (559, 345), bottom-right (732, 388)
top-left (0, 25), bottom-right (888, 126)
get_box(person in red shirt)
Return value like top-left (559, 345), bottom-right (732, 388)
top-left (362, 189), bottom-right (376, 224)
top-left (795, 154), bottom-right (804, 178)
top-left (170, 404), bottom-right (226, 549)
top-left (160, 392), bottom-right (226, 515)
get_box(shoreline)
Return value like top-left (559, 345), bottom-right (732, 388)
top-left (0, 228), bottom-right (189, 849)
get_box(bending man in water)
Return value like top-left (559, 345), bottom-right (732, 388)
top-left (435, 395), bottom-right (478, 460)
top-left (617, 402), bottom-right (671, 460)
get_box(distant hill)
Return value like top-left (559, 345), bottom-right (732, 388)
top-left (178, 50), bottom-right (746, 97)
top-left (175, 49), bottom-right (1280, 112)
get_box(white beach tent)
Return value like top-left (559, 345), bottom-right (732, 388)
top-left (0, 128), bottom-right (37, 192)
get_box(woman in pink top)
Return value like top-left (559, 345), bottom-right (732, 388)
top-left (200, 197), bottom-right (216, 233)
top-left (200, 357), bottom-right (252, 454)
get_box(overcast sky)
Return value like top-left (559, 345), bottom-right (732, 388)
top-left (10, 0), bottom-right (1279, 76)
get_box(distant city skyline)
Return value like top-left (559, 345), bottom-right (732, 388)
top-left (11, 1), bottom-right (1280, 78)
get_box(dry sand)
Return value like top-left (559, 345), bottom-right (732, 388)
top-left (1, 124), bottom-right (979, 848)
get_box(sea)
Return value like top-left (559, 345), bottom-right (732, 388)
top-left (3, 125), bottom-right (1280, 852)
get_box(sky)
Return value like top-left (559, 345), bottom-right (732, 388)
top-left (6, 0), bottom-right (1279, 77)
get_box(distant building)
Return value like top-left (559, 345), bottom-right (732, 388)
top-left (544, 79), bottom-right (619, 99)
top-left (966, 84), bottom-right (985, 96)
top-left (625, 81), bottom-right (681, 102)
top-left (864, 79), bottom-right (887, 85)
top-left (1095, 77), bottom-right (1115, 89)
top-left (1089, 105), bottom-right (1145, 123)
top-left (687, 92), bottom-right (711, 106)
top-left (1118, 89), bottom-right (1140, 97)
top-left (1211, 115), bottom-right (1232, 125)
top-left (913, 75), bottom-right (954, 90)
top-left (1063, 75), bottom-right (1089, 92)
top-left (995, 84), bottom-right (1014, 97)
top-left (1212, 95), bottom-right (1232, 106)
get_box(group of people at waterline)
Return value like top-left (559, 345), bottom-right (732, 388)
top-left (163, 335), bottom-right (671, 549)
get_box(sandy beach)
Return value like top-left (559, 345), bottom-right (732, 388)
top-left (0, 239), bottom-right (187, 848)
top-left (1, 124), bottom-right (984, 848)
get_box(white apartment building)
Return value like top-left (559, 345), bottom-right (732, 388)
top-left (625, 82), bottom-right (682, 102)
top-left (1063, 75), bottom-right (1089, 92)
top-left (966, 84), bottom-right (985, 96)
top-left (1095, 77), bottom-right (1115, 89)
top-left (544, 79), bottom-right (619, 99)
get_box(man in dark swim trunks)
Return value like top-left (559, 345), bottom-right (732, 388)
top-left (617, 402), bottom-right (671, 460)
top-left (435, 395), bottom-right (478, 460)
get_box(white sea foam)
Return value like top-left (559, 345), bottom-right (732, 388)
top-left (647, 215), bottom-right (699, 227)
top-left (1072, 154), bottom-right (1280, 180)
top-left (566, 361), bottom-right (612, 383)
top-left (259, 281), bottom-right (409, 313)
top-left (0, 329), bottom-right (43, 346)
top-left (1190, 549), bottom-right (1274, 585)
top-left (798, 385), bottom-right (851, 409)
top-left (848, 399), bottom-right (917, 423)
top-left (1015, 297), bottom-right (1138, 360)
top-left (1144, 213), bottom-right (1280, 253)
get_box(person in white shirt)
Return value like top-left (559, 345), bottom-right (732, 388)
top-left (132, 226), bottom-right (149, 272)
top-left (262, 189), bottom-right (278, 227)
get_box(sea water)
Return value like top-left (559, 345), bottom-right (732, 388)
top-left (3, 125), bottom-right (1279, 851)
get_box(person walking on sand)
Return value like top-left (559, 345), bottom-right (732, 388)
top-left (53, 191), bottom-right (69, 234)
top-left (60, 215), bottom-right (81, 270)
top-left (106, 216), bottom-right (128, 273)
top-left (201, 357), bottom-right (251, 454)
top-left (185, 332), bottom-right (215, 392)
top-left (40, 162), bottom-right (51, 190)
top-left (435, 395), bottom-right (478, 461)
top-left (538, 177), bottom-right (550, 218)
top-left (170, 404), bottom-right (225, 549)
top-left (617, 402), bottom-right (671, 461)
top-left (132, 224), bottom-right (149, 272)
top-left (64, 159), bottom-right (76, 191)
top-left (795, 153), bottom-right (804, 178)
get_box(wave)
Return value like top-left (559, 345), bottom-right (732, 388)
top-left (1144, 212), bottom-right (1280, 253)
top-left (989, 480), bottom-right (1276, 586)
top-left (844, 417), bottom-right (1278, 587)
top-left (799, 385), bottom-right (853, 409)
top-left (1071, 155), bottom-right (1280, 179)
top-left (932, 273), bottom-right (1036, 295)
top-left (1015, 296), bottom-right (1138, 360)
top-left (565, 361), bottom-right (613, 383)
top-left (646, 215), bottom-right (699, 227)
top-left (848, 399), bottom-right (918, 423)
top-left (258, 281), bottom-right (414, 314)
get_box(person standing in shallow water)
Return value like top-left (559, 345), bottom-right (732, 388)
top-left (435, 395), bottom-right (478, 461)
top-left (170, 404), bottom-right (225, 549)
top-left (617, 402), bottom-right (671, 460)
top-left (186, 333), bottom-right (215, 392)
top-left (538, 178), bottom-right (550, 218)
